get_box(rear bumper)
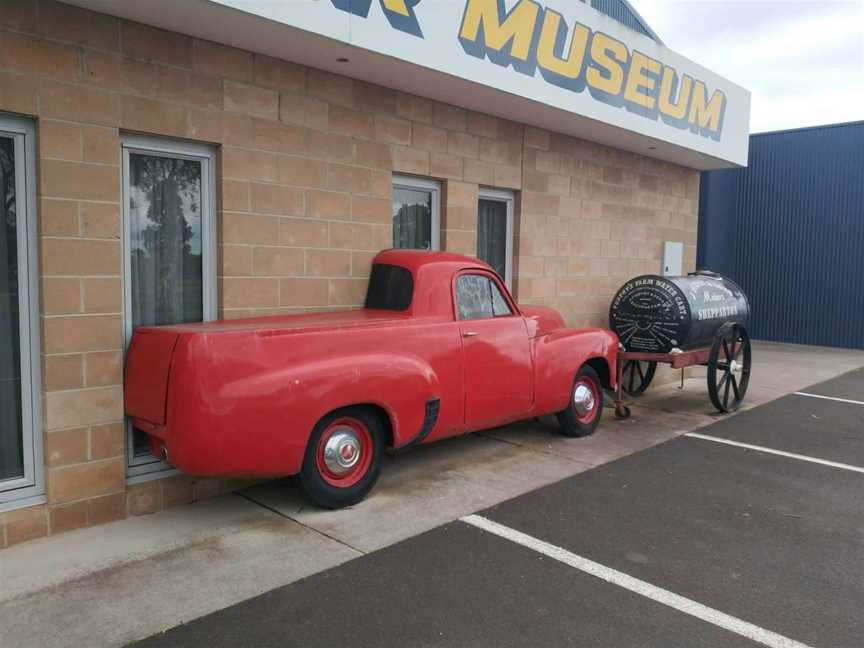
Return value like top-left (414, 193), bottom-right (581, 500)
top-left (130, 417), bottom-right (169, 463)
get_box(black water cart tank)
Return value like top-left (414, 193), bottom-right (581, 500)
top-left (609, 272), bottom-right (750, 353)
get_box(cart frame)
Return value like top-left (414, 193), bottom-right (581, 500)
top-left (613, 322), bottom-right (752, 419)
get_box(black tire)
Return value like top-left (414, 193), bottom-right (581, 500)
top-left (298, 406), bottom-right (385, 509)
top-left (615, 405), bottom-right (632, 420)
top-left (556, 365), bottom-right (604, 437)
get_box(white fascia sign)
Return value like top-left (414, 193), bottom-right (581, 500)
top-left (211, 0), bottom-right (751, 166)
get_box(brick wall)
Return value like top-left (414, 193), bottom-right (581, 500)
top-left (515, 128), bottom-right (699, 327)
top-left (0, 0), bottom-right (698, 548)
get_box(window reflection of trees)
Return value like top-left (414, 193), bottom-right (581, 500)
top-left (1, 138), bottom-right (17, 283)
top-left (0, 136), bottom-right (24, 481)
top-left (457, 275), bottom-right (512, 321)
top-left (393, 188), bottom-right (432, 250)
top-left (129, 155), bottom-right (203, 328)
top-left (457, 275), bottom-right (487, 320)
top-left (491, 281), bottom-right (511, 316)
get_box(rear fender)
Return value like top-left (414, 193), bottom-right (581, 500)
top-left (532, 328), bottom-right (618, 415)
top-left (167, 338), bottom-right (443, 476)
top-left (263, 352), bottom-right (441, 450)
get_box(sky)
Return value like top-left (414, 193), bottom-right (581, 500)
top-left (627, 0), bottom-right (864, 133)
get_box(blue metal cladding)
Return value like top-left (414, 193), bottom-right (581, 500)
top-left (698, 121), bottom-right (864, 349)
top-left (590, 0), bottom-right (658, 41)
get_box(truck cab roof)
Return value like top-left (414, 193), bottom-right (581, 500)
top-left (371, 250), bottom-right (503, 319)
top-left (373, 249), bottom-right (494, 275)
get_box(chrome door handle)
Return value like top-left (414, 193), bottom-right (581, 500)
top-left (462, 331), bottom-right (479, 338)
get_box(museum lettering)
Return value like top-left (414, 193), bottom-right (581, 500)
top-left (458, 0), bottom-right (727, 140)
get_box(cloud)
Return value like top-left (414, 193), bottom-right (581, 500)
top-left (628, 0), bottom-right (864, 132)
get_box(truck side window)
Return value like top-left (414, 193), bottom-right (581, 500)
top-left (456, 274), bottom-right (512, 320)
top-left (490, 280), bottom-right (513, 317)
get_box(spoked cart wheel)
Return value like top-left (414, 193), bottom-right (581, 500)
top-left (620, 360), bottom-right (657, 397)
top-left (707, 322), bottom-right (752, 413)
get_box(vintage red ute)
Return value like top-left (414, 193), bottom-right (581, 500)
top-left (125, 250), bottom-right (618, 508)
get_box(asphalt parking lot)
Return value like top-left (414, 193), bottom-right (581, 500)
top-left (136, 367), bottom-right (864, 648)
top-left (142, 370), bottom-right (864, 648)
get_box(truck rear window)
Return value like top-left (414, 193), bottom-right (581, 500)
top-left (365, 264), bottom-right (413, 311)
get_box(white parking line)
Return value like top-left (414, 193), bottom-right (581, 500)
top-left (685, 432), bottom-right (864, 475)
top-left (461, 514), bottom-right (815, 648)
top-left (793, 392), bottom-right (864, 407)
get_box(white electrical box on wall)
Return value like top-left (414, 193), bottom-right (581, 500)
top-left (663, 241), bottom-right (684, 276)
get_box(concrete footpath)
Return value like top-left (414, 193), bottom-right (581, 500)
top-left (2, 341), bottom-right (863, 647)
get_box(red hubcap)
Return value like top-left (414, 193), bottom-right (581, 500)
top-left (315, 417), bottom-right (373, 488)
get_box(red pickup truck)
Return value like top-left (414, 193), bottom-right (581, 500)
top-left (125, 250), bottom-right (618, 508)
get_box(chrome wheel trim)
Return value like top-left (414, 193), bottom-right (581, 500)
top-left (573, 383), bottom-right (596, 417)
top-left (322, 429), bottom-right (362, 475)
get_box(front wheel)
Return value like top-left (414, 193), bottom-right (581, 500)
top-left (298, 407), bottom-right (384, 509)
top-left (556, 365), bottom-right (604, 437)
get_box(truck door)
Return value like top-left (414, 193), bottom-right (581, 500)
top-left (454, 272), bottom-right (534, 430)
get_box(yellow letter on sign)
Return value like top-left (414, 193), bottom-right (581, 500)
top-left (658, 67), bottom-right (693, 121)
top-left (586, 32), bottom-right (628, 97)
top-left (624, 51), bottom-right (661, 110)
top-left (460, 0), bottom-right (541, 66)
top-left (537, 9), bottom-right (590, 85)
top-left (381, 0), bottom-right (410, 15)
top-left (688, 80), bottom-right (725, 139)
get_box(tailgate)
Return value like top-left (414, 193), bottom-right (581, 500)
top-left (124, 329), bottom-right (180, 425)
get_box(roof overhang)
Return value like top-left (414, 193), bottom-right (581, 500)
top-left (63, 0), bottom-right (750, 170)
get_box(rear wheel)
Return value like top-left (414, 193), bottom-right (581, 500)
top-left (620, 360), bottom-right (656, 396)
top-left (557, 365), bottom-right (604, 437)
top-left (707, 323), bottom-right (752, 413)
top-left (298, 407), bottom-right (384, 509)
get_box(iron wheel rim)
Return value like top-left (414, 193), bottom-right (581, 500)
top-left (708, 323), bottom-right (751, 412)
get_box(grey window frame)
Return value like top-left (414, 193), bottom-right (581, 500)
top-left (120, 134), bottom-right (217, 482)
top-left (477, 187), bottom-right (514, 288)
top-left (0, 114), bottom-right (44, 511)
top-left (392, 175), bottom-right (441, 251)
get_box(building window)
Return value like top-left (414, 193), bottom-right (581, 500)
top-left (392, 175), bottom-right (440, 250)
top-left (0, 115), bottom-right (42, 509)
top-left (121, 135), bottom-right (216, 480)
top-left (477, 188), bottom-right (514, 288)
